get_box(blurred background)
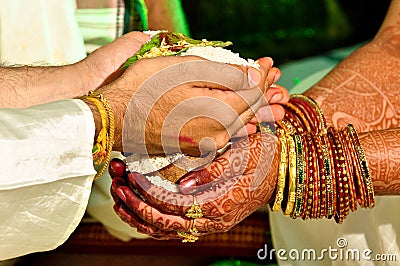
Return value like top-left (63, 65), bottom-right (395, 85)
top-left (182, 0), bottom-right (390, 65)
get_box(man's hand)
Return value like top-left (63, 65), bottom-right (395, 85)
top-left (95, 55), bottom-right (282, 155)
top-left (76, 31), bottom-right (151, 89)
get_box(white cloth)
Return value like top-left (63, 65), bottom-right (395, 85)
top-left (0, 0), bottom-right (86, 65)
top-left (270, 63), bottom-right (400, 265)
top-left (0, 99), bottom-right (96, 260)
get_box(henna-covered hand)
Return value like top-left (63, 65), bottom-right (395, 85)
top-left (110, 133), bottom-right (279, 239)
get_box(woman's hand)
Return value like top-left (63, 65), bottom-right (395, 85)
top-left (110, 132), bottom-right (279, 240)
top-left (95, 55), bottom-right (283, 155)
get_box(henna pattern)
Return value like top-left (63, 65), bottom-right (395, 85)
top-left (197, 133), bottom-right (279, 230)
top-left (305, 26), bottom-right (400, 131)
top-left (359, 129), bottom-right (400, 195)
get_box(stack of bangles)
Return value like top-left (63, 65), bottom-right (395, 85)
top-left (81, 91), bottom-right (115, 180)
top-left (270, 94), bottom-right (374, 224)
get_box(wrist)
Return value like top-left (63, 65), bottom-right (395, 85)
top-left (98, 87), bottom-right (126, 151)
top-left (81, 92), bottom-right (115, 179)
top-left (72, 60), bottom-right (99, 94)
top-left (82, 88), bottom-right (124, 151)
top-left (81, 98), bottom-right (102, 142)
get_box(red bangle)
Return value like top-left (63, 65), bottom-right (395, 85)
top-left (302, 133), bottom-right (318, 220)
top-left (285, 101), bottom-right (312, 132)
top-left (328, 127), bottom-right (350, 223)
top-left (346, 124), bottom-right (375, 208)
top-left (289, 97), bottom-right (318, 132)
top-left (338, 128), bottom-right (358, 212)
top-left (312, 133), bottom-right (327, 219)
top-left (290, 94), bottom-right (327, 133)
top-left (308, 133), bottom-right (320, 219)
top-left (283, 108), bottom-right (306, 134)
top-left (319, 132), bottom-right (335, 219)
top-left (342, 127), bottom-right (367, 207)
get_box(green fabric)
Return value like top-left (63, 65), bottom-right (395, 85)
top-left (123, 0), bottom-right (148, 33)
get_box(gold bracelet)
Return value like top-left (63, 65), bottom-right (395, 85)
top-left (271, 129), bottom-right (288, 212)
top-left (292, 134), bottom-right (306, 219)
top-left (283, 134), bottom-right (297, 216)
top-left (82, 91), bottom-right (115, 180)
top-left (276, 120), bottom-right (296, 135)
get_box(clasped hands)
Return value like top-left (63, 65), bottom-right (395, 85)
top-left (82, 31), bottom-right (289, 239)
top-left (84, 32), bottom-right (289, 240)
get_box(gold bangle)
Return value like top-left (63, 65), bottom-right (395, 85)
top-left (319, 133), bottom-right (335, 218)
top-left (276, 120), bottom-right (296, 135)
top-left (283, 134), bottom-right (297, 216)
top-left (82, 91), bottom-right (115, 180)
top-left (292, 134), bottom-right (306, 219)
top-left (83, 96), bottom-right (108, 164)
top-left (271, 129), bottom-right (288, 212)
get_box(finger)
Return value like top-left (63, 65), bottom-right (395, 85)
top-left (113, 201), bottom-right (155, 234)
top-left (264, 67), bottom-right (279, 91)
top-left (268, 84), bottom-right (290, 104)
top-left (117, 200), bottom-right (223, 239)
top-left (273, 68), bottom-right (282, 83)
top-left (114, 201), bottom-right (182, 240)
top-left (252, 106), bottom-right (276, 123)
top-left (115, 183), bottom-right (201, 233)
top-left (147, 56), bottom-right (271, 92)
top-left (226, 90), bottom-right (268, 136)
top-left (112, 174), bottom-right (192, 237)
top-left (257, 57), bottom-right (280, 89)
top-left (248, 104), bottom-right (286, 124)
top-left (125, 168), bottom-right (246, 222)
top-left (111, 177), bottom-right (127, 205)
top-left (246, 57), bottom-right (273, 91)
top-left (179, 133), bottom-right (264, 194)
top-left (269, 104), bottom-right (286, 121)
top-left (115, 189), bottom-right (227, 237)
top-left (231, 124), bottom-right (258, 138)
top-left (126, 171), bottom-right (194, 216)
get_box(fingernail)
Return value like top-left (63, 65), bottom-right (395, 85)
top-left (131, 172), bottom-right (151, 190)
top-left (127, 172), bottom-right (138, 187)
top-left (179, 176), bottom-right (197, 186)
top-left (178, 179), bottom-right (198, 194)
top-left (270, 93), bottom-right (283, 103)
top-left (116, 188), bottom-right (127, 202)
top-left (248, 67), bottom-right (261, 86)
